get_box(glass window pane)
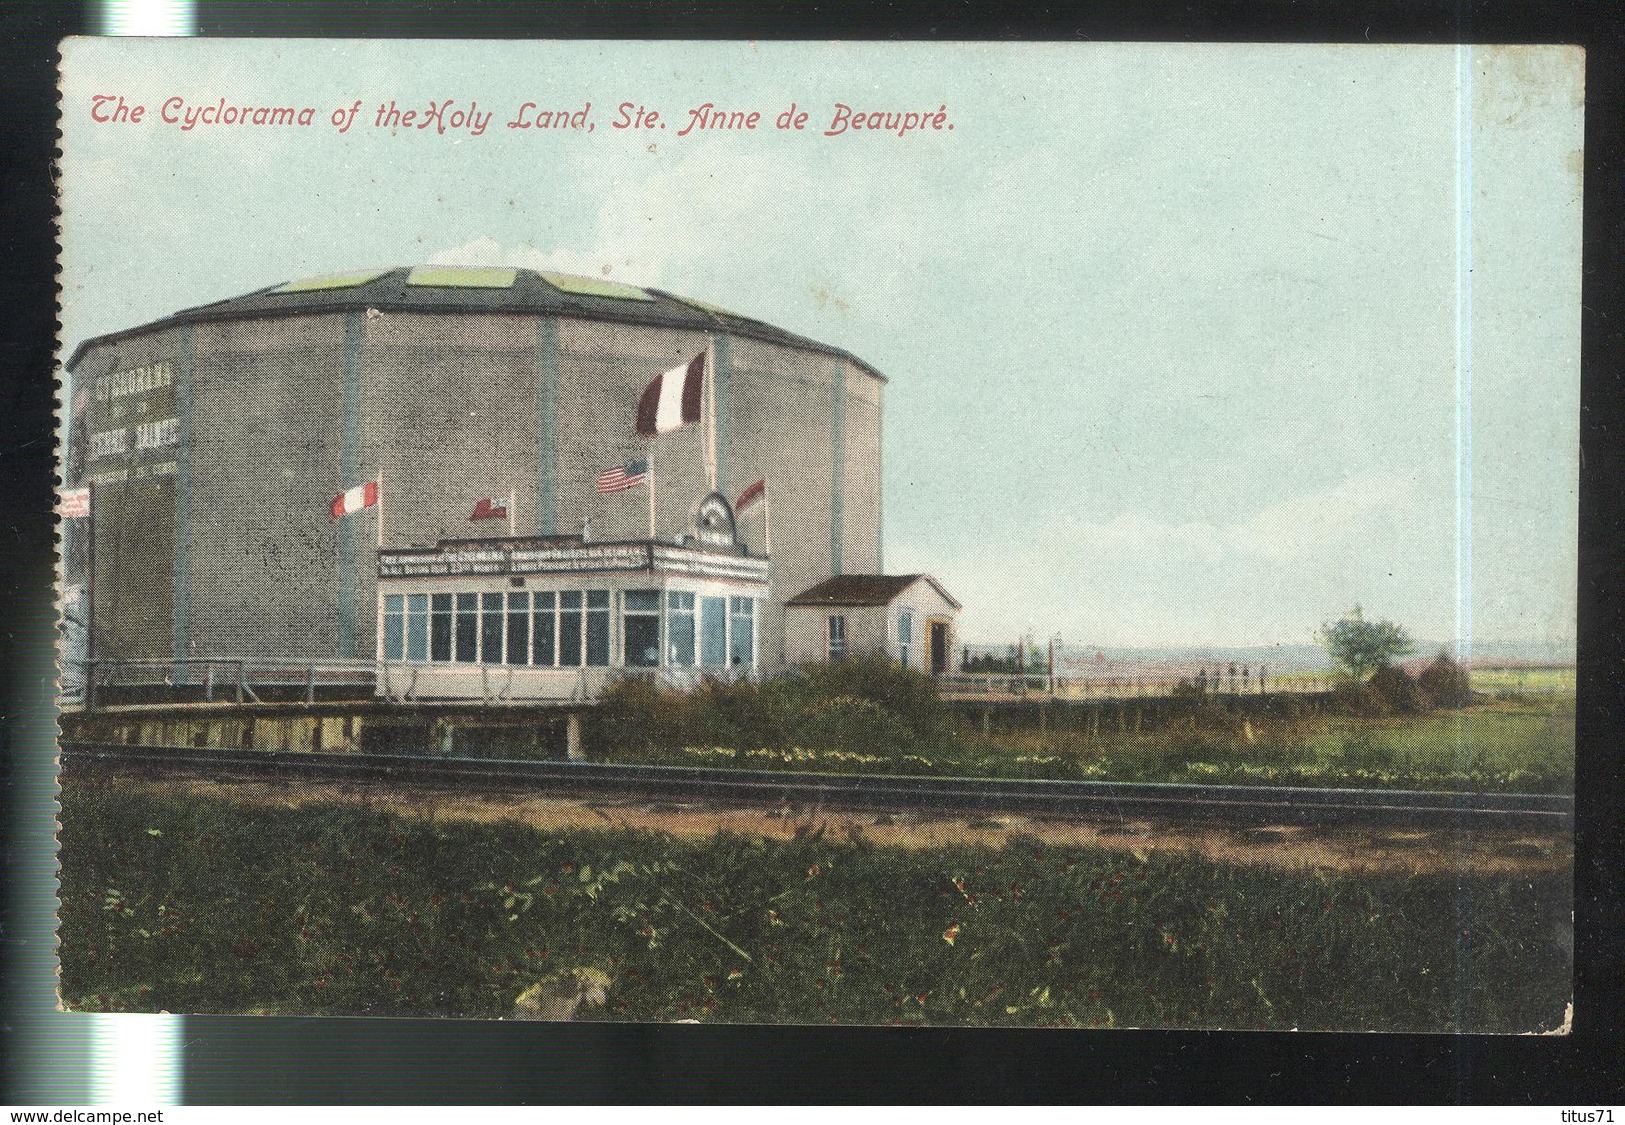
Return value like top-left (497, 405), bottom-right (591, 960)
top-left (506, 607), bottom-right (530, 665)
top-left (533, 591), bottom-right (555, 611)
top-left (407, 608), bottom-right (428, 662)
top-left (701, 596), bottom-right (727, 667)
top-left (430, 608), bottom-right (452, 662)
top-left (532, 605), bottom-right (556, 666)
top-left (431, 593), bottom-right (452, 612)
top-left (625, 614), bottom-right (659, 667)
top-left (385, 595), bottom-right (403, 614)
top-left (384, 612), bottom-right (404, 660)
top-left (481, 594), bottom-right (504, 663)
top-left (561, 591), bottom-right (582, 610)
top-left (624, 590), bottom-right (660, 668)
top-left (558, 609), bottom-right (583, 667)
top-left (586, 606), bottom-right (610, 666)
top-left (729, 599), bottom-right (754, 668)
top-left (587, 590), bottom-right (609, 610)
top-left (507, 591), bottom-right (529, 612)
top-left (407, 593), bottom-right (428, 615)
top-left (455, 598), bottom-right (478, 662)
top-left (668, 601), bottom-right (695, 667)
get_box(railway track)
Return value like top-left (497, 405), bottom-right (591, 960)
top-left (59, 741), bottom-right (1574, 832)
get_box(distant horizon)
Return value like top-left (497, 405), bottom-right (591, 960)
top-left (956, 636), bottom-right (1577, 663)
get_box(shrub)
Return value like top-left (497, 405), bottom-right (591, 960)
top-left (691, 677), bottom-right (792, 752)
top-left (1331, 679), bottom-right (1390, 718)
top-left (592, 660), bottom-right (943, 762)
top-left (1368, 665), bottom-right (1429, 715)
top-left (1418, 652), bottom-right (1472, 709)
top-left (791, 696), bottom-right (917, 760)
top-left (592, 677), bottom-right (692, 755)
top-left (799, 654), bottom-right (945, 741)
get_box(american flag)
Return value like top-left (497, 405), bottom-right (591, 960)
top-left (596, 458), bottom-right (649, 493)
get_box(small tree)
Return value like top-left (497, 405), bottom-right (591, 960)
top-left (1319, 605), bottom-right (1414, 682)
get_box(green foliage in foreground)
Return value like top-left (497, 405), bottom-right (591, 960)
top-left (586, 652), bottom-right (1571, 794)
top-left (593, 655), bottom-right (948, 763)
top-left (58, 781), bottom-right (1571, 1031)
top-left (597, 690), bottom-right (1575, 795)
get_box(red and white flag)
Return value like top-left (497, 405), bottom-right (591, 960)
top-left (330, 481), bottom-right (379, 519)
top-left (736, 478), bottom-right (766, 518)
top-left (469, 496), bottom-right (508, 521)
top-left (59, 486), bottom-right (91, 518)
top-left (635, 353), bottom-right (705, 437)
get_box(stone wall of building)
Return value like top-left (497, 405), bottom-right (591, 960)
top-left (69, 302), bottom-right (885, 670)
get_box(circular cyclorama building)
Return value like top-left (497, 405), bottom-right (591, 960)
top-left (63, 265), bottom-right (899, 706)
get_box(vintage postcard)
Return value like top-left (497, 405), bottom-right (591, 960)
top-left (56, 39), bottom-right (1580, 1031)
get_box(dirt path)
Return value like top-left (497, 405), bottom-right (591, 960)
top-left (91, 771), bottom-right (1571, 876)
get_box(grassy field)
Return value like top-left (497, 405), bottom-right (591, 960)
top-left (1035, 698), bottom-right (1576, 793)
top-left (1469, 666), bottom-right (1577, 696)
top-left (605, 697), bottom-right (1575, 794)
top-left (57, 777), bottom-right (1571, 1031)
top-left (584, 657), bottom-right (1572, 794)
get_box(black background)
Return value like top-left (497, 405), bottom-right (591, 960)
top-left (3, 0), bottom-right (1622, 1105)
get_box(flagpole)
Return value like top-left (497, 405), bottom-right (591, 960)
top-left (646, 443), bottom-right (658, 540)
top-left (508, 488), bottom-right (516, 539)
top-left (705, 339), bottom-right (718, 492)
top-left (764, 483), bottom-right (772, 558)
top-left (376, 468), bottom-right (384, 550)
top-left (85, 479), bottom-right (96, 667)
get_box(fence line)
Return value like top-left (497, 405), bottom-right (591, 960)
top-left (79, 657), bottom-right (378, 709)
top-left (936, 671), bottom-right (1332, 701)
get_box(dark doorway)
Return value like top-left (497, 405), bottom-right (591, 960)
top-left (930, 621), bottom-right (949, 675)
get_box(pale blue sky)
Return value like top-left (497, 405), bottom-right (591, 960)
top-left (58, 40), bottom-right (1583, 648)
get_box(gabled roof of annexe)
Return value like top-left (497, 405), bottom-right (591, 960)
top-left (65, 265), bottom-right (887, 383)
top-left (786, 574), bottom-right (961, 611)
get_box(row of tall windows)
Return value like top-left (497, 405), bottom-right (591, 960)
top-left (383, 591), bottom-right (609, 667)
top-left (382, 589), bottom-right (755, 668)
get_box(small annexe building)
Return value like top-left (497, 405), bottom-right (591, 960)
top-left (784, 574), bottom-right (961, 674)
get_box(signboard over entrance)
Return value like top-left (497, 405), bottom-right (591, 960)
top-left (692, 491), bottom-right (738, 550)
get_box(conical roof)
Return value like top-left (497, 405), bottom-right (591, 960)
top-left (67, 265), bottom-right (884, 380)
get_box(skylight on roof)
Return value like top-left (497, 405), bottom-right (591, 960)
top-left (665, 292), bottom-right (746, 320)
top-left (275, 269), bottom-right (390, 293)
top-left (407, 266), bottom-right (518, 289)
top-left (537, 272), bottom-right (654, 302)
